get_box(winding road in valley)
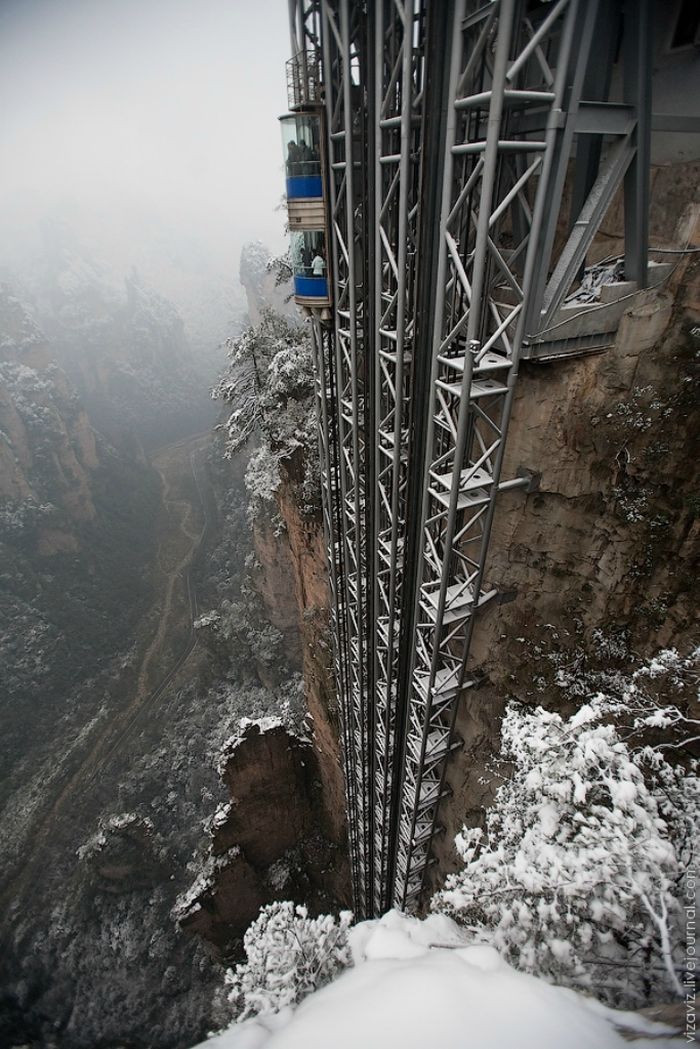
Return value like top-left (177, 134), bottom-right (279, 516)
top-left (0, 430), bottom-right (214, 917)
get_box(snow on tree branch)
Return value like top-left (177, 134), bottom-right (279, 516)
top-left (213, 308), bottom-right (320, 516)
top-left (432, 648), bottom-right (700, 1009)
top-left (225, 902), bottom-right (353, 1020)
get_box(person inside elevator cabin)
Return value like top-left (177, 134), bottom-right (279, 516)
top-left (297, 140), bottom-right (313, 172)
top-left (311, 251), bottom-right (326, 277)
top-left (287, 140), bottom-right (299, 175)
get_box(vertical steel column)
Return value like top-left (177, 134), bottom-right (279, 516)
top-left (623, 0), bottom-right (652, 288)
top-left (371, 0), bottom-right (425, 915)
top-left (391, 0), bottom-right (469, 908)
top-left (320, 0), bottom-right (372, 915)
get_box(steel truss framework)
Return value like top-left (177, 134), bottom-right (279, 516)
top-left (371, 0), bottom-right (426, 916)
top-left (287, 0), bottom-right (652, 918)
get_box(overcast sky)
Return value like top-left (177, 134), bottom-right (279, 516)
top-left (0, 0), bottom-right (291, 279)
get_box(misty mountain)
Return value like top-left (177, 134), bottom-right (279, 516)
top-left (1, 221), bottom-right (223, 447)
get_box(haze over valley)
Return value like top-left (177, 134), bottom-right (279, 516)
top-left (0, 3), bottom-right (323, 1046)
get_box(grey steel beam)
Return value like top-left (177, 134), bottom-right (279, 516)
top-left (320, 0), bottom-right (373, 915)
top-left (393, 0), bottom-right (613, 911)
top-left (523, 0), bottom-right (599, 335)
top-left (392, 0), bottom-right (468, 909)
top-left (372, 0), bottom-right (425, 915)
top-left (386, 0), bottom-right (456, 914)
top-left (652, 115), bottom-right (700, 133)
top-left (287, 0), bottom-right (368, 909)
top-left (623, 0), bottom-right (652, 287)
top-left (540, 133), bottom-right (635, 325)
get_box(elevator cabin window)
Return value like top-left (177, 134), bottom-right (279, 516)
top-left (290, 229), bottom-right (329, 301)
top-left (280, 114), bottom-right (322, 199)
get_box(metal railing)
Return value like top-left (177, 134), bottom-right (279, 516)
top-left (286, 50), bottom-right (323, 109)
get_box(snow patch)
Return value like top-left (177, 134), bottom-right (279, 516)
top-left (193, 912), bottom-right (683, 1049)
top-left (172, 846), bottom-right (240, 922)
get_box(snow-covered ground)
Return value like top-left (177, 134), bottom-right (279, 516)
top-left (193, 911), bottom-right (686, 1049)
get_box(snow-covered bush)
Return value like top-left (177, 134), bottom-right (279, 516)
top-left (194, 590), bottom-right (286, 678)
top-left (433, 649), bottom-right (700, 1008)
top-left (226, 902), bottom-right (353, 1019)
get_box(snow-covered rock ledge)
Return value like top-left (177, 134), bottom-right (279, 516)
top-left (192, 911), bottom-right (686, 1049)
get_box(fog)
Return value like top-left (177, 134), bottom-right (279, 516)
top-left (0, 0), bottom-right (291, 303)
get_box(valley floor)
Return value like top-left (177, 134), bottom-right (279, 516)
top-left (0, 430), bottom-right (226, 1049)
top-left (0, 432), bottom-right (209, 915)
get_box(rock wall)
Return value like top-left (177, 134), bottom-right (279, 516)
top-left (432, 163), bottom-right (700, 885)
top-left (275, 471), bottom-right (348, 845)
top-left (187, 461), bottom-right (350, 950)
top-left (240, 247), bottom-right (348, 850)
top-left (251, 516), bottom-right (303, 671)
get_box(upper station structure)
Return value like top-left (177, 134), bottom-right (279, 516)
top-left (279, 0), bottom-right (700, 919)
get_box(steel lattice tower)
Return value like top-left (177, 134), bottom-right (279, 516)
top-left (283, 0), bottom-right (656, 919)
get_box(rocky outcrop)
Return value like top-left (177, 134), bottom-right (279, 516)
top-left (238, 244), bottom-right (347, 846)
top-left (179, 250), bottom-right (349, 955)
top-left (179, 721), bottom-right (349, 955)
top-left (181, 460), bottom-right (350, 955)
top-left (80, 814), bottom-right (170, 896)
top-left (275, 474), bottom-right (348, 844)
top-left (433, 164), bottom-right (700, 884)
top-left (246, 469), bottom-right (346, 841)
top-left (239, 242), bottom-right (298, 326)
top-left (251, 517), bottom-right (303, 669)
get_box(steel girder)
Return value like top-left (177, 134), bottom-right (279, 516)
top-left (287, 0), bottom-right (371, 915)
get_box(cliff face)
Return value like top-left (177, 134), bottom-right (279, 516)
top-left (434, 164), bottom-right (700, 882)
top-left (250, 515), bottom-right (303, 671)
top-left (238, 247), bottom-right (347, 849)
top-left (273, 473), bottom-right (347, 843)
top-left (179, 249), bottom-right (349, 953)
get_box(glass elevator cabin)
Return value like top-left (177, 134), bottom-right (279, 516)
top-left (279, 111), bottom-right (331, 309)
